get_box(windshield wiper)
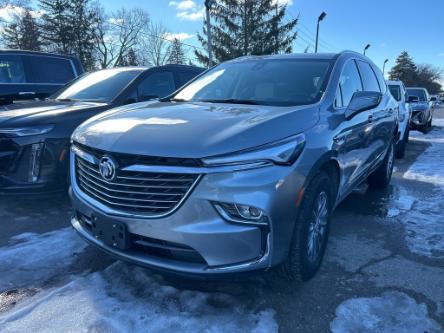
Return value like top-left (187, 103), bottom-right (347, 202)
top-left (56, 98), bottom-right (77, 102)
top-left (199, 99), bottom-right (262, 105)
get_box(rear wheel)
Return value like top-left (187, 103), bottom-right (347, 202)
top-left (368, 142), bottom-right (395, 188)
top-left (282, 171), bottom-right (332, 281)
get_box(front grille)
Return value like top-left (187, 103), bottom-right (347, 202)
top-left (75, 154), bottom-right (201, 216)
top-left (0, 139), bottom-right (19, 172)
top-left (74, 143), bottom-right (202, 168)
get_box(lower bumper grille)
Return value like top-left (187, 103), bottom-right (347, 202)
top-left (75, 154), bottom-right (200, 217)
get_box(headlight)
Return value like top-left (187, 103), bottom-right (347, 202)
top-left (202, 133), bottom-right (306, 167)
top-left (0, 125), bottom-right (54, 137)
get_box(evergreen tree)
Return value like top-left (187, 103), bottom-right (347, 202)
top-left (195, 0), bottom-right (298, 66)
top-left (388, 51), bottom-right (418, 86)
top-left (167, 38), bottom-right (186, 64)
top-left (1, 9), bottom-right (43, 51)
top-left (68, 0), bottom-right (96, 70)
top-left (39, 0), bottom-right (96, 70)
top-left (120, 48), bottom-right (139, 66)
top-left (39, 0), bottom-right (72, 54)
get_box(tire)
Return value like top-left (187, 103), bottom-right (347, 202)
top-left (282, 171), bottom-right (332, 281)
top-left (395, 127), bottom-right (409, 159)
top-left (368, 142), bottom-right (395, 189)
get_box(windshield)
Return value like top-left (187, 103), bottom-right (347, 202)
top-left (172, 59), bottom-right (333, 107)
top-left (406, 88), bottom-right (427, 102)
top-left (388, 85), bottom-right (401, 101)
top-left (53, 69), bottom-right (141, 102)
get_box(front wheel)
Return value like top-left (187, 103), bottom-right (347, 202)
top-left (368, 142), bottom-right (395, 188)
top-left (282, 171), bottom-right (332, 281)
top-left (395, 127), bottom-right (409, 159)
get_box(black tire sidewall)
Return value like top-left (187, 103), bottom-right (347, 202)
top-left (288, 172), bottom-right (332, 280)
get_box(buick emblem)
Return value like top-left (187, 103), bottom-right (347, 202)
top-left (99, 156), bottom-right (117, 181)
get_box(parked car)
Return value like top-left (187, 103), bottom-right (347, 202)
top-left (406, 87), bottom-right (434, 131)
top-left (430, 95), bottom-right (440, 107)
top-left (0, 64), bottom-right (204, 194)
top-left (387, 80), bottom-right (411, 158)
top-left (0, 50), bottom-right (84, 105)
top-left (70, 52), bottom-right (398, 280)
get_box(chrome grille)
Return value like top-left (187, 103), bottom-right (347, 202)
top-left (75, 154), bottom-right (201, 216)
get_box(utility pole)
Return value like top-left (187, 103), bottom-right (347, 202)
top-left (364, 44), bottom-right (371, 56)
top-left (205, 0), bottom-right (214, 67)
top-left (383, 59), bottom-right (389, 76)
top-left (315, 12), bottom-right (327, 53)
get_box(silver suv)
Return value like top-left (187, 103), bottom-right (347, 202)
top-left (70, 52), bottom-right (398, 280)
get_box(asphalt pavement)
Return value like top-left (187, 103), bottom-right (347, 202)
top-left (1, 108), bottom-right (444, 332)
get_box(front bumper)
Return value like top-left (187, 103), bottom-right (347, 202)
top-left (0, 136), bottom-right (69, 194)
top-left (70, 150), bottom-right (305, 275)
top-left (410, 110), bottom-right (428, 128)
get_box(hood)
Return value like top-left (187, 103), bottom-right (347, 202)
top-left (72, 101), bottom-right (319, 159)
top-left (0, 100), bottom-right (108, 127)
top-left (409, 101), bottom-right (429, 111)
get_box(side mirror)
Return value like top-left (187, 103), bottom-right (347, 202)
top-left (345, 91), bottom-right (382, 120)
top-left (407, 95), bottom-right (419, 103)
top-left (430, 97), bottom-right (437, 102)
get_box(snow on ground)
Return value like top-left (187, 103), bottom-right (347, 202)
top-left (330, 291), bottom-right (441, 333)
top-left (386, 120), bottom-right (444, 258)
top-left (0, 262), bottom-right (278, 333)
top-left (0, 228), bottom-right (88, 291)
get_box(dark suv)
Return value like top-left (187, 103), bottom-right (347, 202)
top-left (70, 52), bottom-right (398, 280)
top-left (0, 64), bottom-right (204, 194)
top-left (0, 50), bottom-right (84, 105)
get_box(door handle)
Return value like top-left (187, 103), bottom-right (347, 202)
top-left (18, 91), bottom-right (36, 96)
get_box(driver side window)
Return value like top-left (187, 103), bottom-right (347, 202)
top-left (137, 71), bottom-right (175, 101)
top-left (335, 60), bottom-right (363, 108)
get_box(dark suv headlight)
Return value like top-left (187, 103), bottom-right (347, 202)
top-left (0, 125), bottom-right (54, 138)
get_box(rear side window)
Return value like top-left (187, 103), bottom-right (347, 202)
top-left (388, 85), bottom-right (401, 101)
top-left (357, 61), bottom-right (380, 92)
top-left (372, 64), bottom-right (387, 93)
top-left (26, 56), bottom-right (75, 84)
top-left (0, 55), bottom-right (26, 83)
top-left (336, 60), bottom-right (363, 108)
top-left (137, 71), bottom-right (176, 100)
top-left (178, 71), bottom-right (200, 86)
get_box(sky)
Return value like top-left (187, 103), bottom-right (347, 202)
top-left (2, 0), bottom-right (444, 75)
top-left (102, 0), bottom-right (444, 75)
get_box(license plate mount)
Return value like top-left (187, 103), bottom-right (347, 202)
top-left (91, 216), bottom-right (130, 250)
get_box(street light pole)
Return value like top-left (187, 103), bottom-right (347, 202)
top-left (364, 44), bottom-right (371, 56)
top-left (205, 0), bottom-right (214, 67)
top-left (383, 59), bottom-right (389, 76)
top-left (315, 12), bottom-right (327, 53)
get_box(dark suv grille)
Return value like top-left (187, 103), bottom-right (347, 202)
top-left (75, 153), bottom-right (201, 216)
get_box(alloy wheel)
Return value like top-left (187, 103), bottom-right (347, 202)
top-left (307, 191), bottom-right (329, 262)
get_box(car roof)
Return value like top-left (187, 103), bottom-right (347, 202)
top-left (386, 80), bottom-right (403, 85)
top-left (0, 49), bottom-right (79, 60)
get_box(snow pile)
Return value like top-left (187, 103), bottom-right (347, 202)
top-left (0, 262), bottom-right (278, 333)
top-left (405, 119), bottom-right (444, 186)
top-left (330, 291), bottom-right (441, 333)
top-left (0, 228), bottom-right (88, 291)
top-left (392, 120), bottom-right (444, 258)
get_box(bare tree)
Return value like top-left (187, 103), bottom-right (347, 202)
top-left (93, 6), bottom-right (149, 68)
top-left (138, 22), bottom-right (170, 66)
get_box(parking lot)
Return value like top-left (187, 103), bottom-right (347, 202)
top-left (0, 108), bottom-right (443, 332)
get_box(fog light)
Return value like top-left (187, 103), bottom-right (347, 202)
top-left (213, 202), bottom-right (268, 226)
top-left (28, 142), bottom-right (44, 182)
